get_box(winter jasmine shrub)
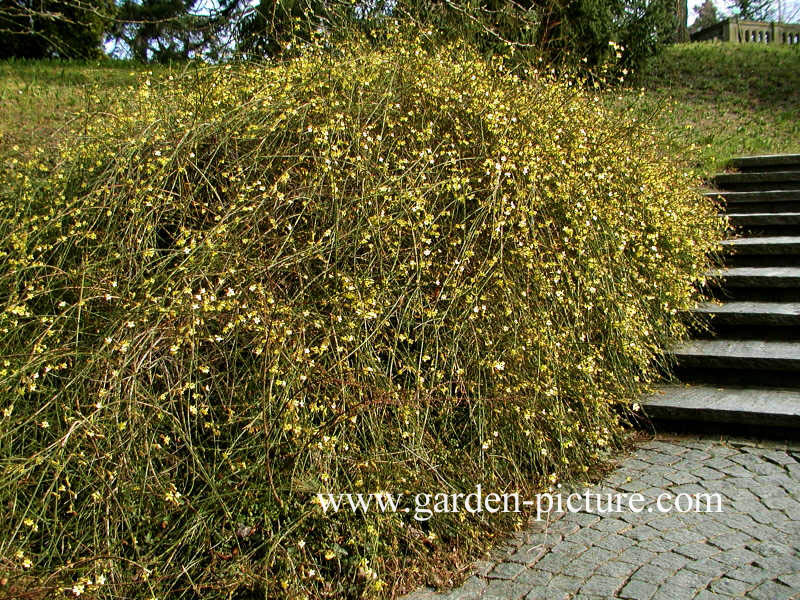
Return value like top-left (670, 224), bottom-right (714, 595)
top-left (0, 31), bottom-right (721, 599)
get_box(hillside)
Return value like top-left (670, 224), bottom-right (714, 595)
top-left (0, 59), bottom-right (155, 159)
top-left (629, 42), bottom-right (800, 175)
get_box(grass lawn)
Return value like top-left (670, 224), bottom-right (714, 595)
top-left (629, 42), bottom-right (800, 176)
top-left (0, 59), bottom-right (156, 159)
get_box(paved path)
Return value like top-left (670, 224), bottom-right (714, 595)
top-left (404, 436), bottom-right (800, 600)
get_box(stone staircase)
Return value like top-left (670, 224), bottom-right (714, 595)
top-left (644, 154), bottom-right (800, 429)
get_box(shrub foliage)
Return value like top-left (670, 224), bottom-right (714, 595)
top-left (0, 33), bottom-right (721, 598)
top-left (0, 0), bottom-right (115, 59)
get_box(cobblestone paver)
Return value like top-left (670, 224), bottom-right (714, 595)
top-left (403, 435), bottom-right (800, 600)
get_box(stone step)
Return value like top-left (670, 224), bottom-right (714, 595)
top-left (720, 235), bottom-right (800, 256)
top-left (652, 154), bottom-right (800, 433)
top-left (706, 190), bottom-right (800, 202)
top-left (728, 212), bottom-right (800, 227)
top-left (707, 266), bottom-right (800, 288)
top-left (729, 154), bottom-right (800, 173)
top-left (706, 190), bottom-right (800, 214)
top-left (692, 301), bottom-right (800, 327)
top-left (670, 339), bottom-right (800, 371)
top-left (643, 384), bottom-right (800, 427)
top-left (713, 171), bottom-right (800, 192)
top-left (727, 213), bottom-right (800, 238)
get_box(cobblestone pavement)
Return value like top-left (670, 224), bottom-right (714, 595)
top-left (404, 435), bottom-right (800, 600)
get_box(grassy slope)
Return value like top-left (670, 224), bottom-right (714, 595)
top-left (0, 59), bottom-right (154, 159)
top-left (630, 42), bottom-right (800, 176)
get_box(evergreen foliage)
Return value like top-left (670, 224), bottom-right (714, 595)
top-left (0, 0), bottom-right (115, 59)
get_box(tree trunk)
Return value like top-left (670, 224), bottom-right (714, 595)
top-left (675, 0), bottom-right (689, 42)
